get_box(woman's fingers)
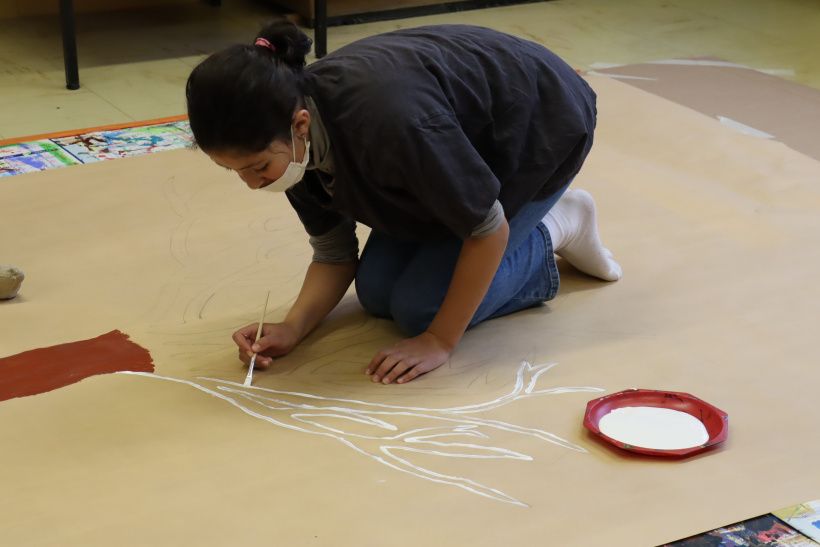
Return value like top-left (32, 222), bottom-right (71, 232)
top-left (366, 348), bottom-right (392, 375)
top-left (394, 365), bottom-right (425, 384)
top-left (378, 358), bottom-right (415, 385)
top-left (233, 322), bottom-right (300, 370)
top-left (232, 323), bottom-right (259, 359)
top-left (232, 323), bottom-right (259, 355)
top-left (368, 332), bottom-right (452, 385)
top-left (369, 351), bottom-right (424, 384)
top-left (369, 353), bottom-right (401, 383)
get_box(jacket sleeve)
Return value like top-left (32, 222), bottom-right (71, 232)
top-left (285, 173), bottom-right (345, 238)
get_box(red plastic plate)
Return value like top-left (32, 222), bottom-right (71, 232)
top-left (583, 389), bottom-right (729, 457)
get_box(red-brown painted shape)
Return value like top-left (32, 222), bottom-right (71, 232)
top-left (0, 330), bottom-right (154, 402)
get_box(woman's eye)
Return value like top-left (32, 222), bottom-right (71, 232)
top-left (254, 164), bottom-right (269, 173)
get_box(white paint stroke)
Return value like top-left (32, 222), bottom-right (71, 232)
top-left (587, 71), bottom-right (658, 81)
top-left (717, 116), bottom-right (775, 139)
top-left (758, 68), bottom-right (796, 76)
top-left (589, 62), bottom-right (624, 69)
top-left (648, 59), bottom-right (750, 68)
top-left (594, 60), bottom-right (794, 77)
top-left (119, 361), bottom-right (604, 507)
top-left (648, 59), bottom-right (794, 76)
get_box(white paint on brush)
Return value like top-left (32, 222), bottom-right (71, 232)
top-left (598, 406), bottom-right (709, 450)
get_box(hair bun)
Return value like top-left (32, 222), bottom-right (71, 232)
top-left (256, 18), bottom-right (313, 70)
top-left (254, 37), bottom-right (275, 51)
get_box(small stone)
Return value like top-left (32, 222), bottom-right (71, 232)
top-left (0, 266), bottom-right (24, 299)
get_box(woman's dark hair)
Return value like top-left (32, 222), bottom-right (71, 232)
top-left (186, 18), bottom-right (313, 154)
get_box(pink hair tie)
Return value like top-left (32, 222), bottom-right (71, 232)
top-left (254, 37), bottom-right (275, 52)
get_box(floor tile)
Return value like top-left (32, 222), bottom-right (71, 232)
top-left (675, 0), bottom-right (820, 47)
top-left (176, 54), bottom-right (209, 69)
top-left (731, 45), bottom-right (820, 88)
top-left (77, 58), bottom-right (192, 121)
top-left (0, 59), bottom-right (62, 87)
top-left (0, 87), bottom-right (130, 140)
top-left (1, 0), bottom-right (818, 138)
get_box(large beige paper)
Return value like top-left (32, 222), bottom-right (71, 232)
top-left (1, 75), bottom-right (819, 546)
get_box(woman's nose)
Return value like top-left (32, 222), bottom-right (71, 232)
top-left (238, 172), bottom-right (260, 189)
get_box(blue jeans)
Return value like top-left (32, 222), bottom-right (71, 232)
top-left (355, 182), bottom-right (571, 336)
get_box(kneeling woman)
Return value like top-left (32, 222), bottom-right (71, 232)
top-left (186, 20), bottom-right (622, 385)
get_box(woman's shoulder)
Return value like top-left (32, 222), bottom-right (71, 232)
top-left (308, 25), bottom-right (527, 67)
top-left (306, 25), bottom-right (564, 99)
top-left (304, 41), bottom-right (452, 131)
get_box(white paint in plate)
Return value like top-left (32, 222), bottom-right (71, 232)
top-left (598, 406), bottom-right (709, 450)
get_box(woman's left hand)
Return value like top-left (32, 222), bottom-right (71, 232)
top-left (366, 331), bottom-right (453, 385)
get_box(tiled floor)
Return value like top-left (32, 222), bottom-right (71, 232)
top-left (1, 0), bottom-right (819, 140)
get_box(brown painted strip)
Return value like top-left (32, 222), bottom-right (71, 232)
top-left (0, 330), bottom-right (154, 402)
top-left (0, 114), bottom-right (189, 148)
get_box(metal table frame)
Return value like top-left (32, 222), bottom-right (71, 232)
top-left (58, 0), bottom-right (329, 90)
top-left (59, 0), bottom-right (80, 90)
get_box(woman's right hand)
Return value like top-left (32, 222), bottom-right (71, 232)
top-left (232, 322), bottom-right (302, 368)
top-left (231, 260), bottom-right (358, 370)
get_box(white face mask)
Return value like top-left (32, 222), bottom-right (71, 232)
top-left (260, 128), bottom-right (310, 193)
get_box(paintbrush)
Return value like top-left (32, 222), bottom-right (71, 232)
top-left (243, 291), bottom-right (270, 387)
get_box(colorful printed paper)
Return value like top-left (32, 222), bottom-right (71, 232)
top-left (0, 121), bottom-right (193, 178)
top-left (53, 121), bottom-right (193, 163)
top-left (0, 140), bottom-right (80, 176)
top-left (774, 500), bottom-right (820, 543)
top-left (662, 514), bottom-right (819, 546)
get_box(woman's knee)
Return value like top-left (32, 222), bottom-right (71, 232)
top-left (389, 290), bottom-right (438, 337)
top-left (356, 232), bottom-right (420, 319)
top-left (357, 276), bottom-right (436, 333)
top-left (355, 267), bottom-right (392, 319)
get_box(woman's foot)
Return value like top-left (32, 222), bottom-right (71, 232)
top-left (542, 189), bottom-right (622, 281)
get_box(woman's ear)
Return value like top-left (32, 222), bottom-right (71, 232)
top-left (292, 108), bottom-right (311, 139)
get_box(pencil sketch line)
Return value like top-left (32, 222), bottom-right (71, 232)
top-left (161, 176), bottom-right (188, 217)
top-left (198, 293), bottom-right (215, 319)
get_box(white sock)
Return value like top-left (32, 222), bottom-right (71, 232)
top-left (542, 189), bottom-right (622, 281)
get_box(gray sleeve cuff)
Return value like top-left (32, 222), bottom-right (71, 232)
top-left (309, 218), bottom-right (360, 263)
top-left (470, 200), bottom-right (505, 238)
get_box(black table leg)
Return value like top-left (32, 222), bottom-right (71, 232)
top-left (59, 0), bottom-right (80, 90)
top-left (314, 0), bottom-right (327, 58)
